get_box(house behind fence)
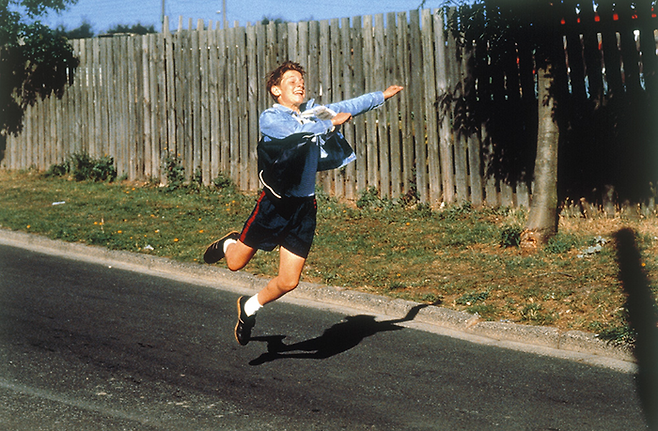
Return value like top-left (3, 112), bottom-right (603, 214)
top-left (3, 3), bottom-right (657, 209)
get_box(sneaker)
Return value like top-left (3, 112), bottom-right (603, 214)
top-left (235, 296), bottom-right (256, 346)
top-left (203, 231), bottom-right (239, 264)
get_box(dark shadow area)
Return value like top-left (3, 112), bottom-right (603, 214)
top-left (452, 3), bottom-right (658, 206)
top-left (615, 228), bottom-right (658, 429)
top-left (248, 304), bottom-right (429, 366)
top-left (0, 133), bottom-right (6, 165)
top-left (477, 52), bottom-right (658, 206)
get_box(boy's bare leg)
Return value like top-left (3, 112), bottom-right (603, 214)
top-left (257, 246), bottom-right (306, 305)
top-left (225, 242), bottom-right (306, 304)
top-left (225, 240), bottom-right (257, 271)
top-left (233, 246), bottom-right (305, 345)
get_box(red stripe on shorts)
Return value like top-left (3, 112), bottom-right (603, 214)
top-left (239, 191), bottom-right (266, 243)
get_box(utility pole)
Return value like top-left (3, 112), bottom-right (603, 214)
top-left (217, 0), bottom-right (228, 29)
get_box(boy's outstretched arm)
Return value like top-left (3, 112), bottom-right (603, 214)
top-left (332, 112), bottom-right (353, 127)
top-left (383, 85), bottom-right (404, 100)
top-left (331, 86), bottom-right (403, 127)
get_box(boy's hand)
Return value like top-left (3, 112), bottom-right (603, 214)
top-left (331, 112), bottom-right (353, 126)
top-left (383, 85), bottom-right (404, 99)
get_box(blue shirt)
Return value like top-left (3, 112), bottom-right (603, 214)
top-left (259, 91), bottom-right (385, 197)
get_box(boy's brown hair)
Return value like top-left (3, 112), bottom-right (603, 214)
top-left (266, 61), bottom-right (305, 102)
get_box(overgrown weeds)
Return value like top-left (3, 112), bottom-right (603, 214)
top-left (1, 168), bottom-right (657, 345)
top-left (162, 152), bottom-right (187, 191)
top-left (45, 152), bottom-right (117, 182)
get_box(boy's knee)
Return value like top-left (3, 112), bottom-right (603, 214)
top-left (225, 254), bottom-right (247, 272)
top-left (226, 260), bottom-right (245, 272)
top-left (223, 241), bottom-right (257, 272)
top-left (277, 276), bottom-right (299, 293)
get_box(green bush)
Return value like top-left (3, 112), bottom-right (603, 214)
top-left (69, 153), bottom-right (117, 182)
top-left (163, 152), bottom-right (185, 191)
top-left (45, 152), bottom-right (116, 182)
top-left (413, 202), bottom-right (433, 218)
top-left (189, 168), bottom-right (204, 192)
top-left (213, 174), bottom-right (234, 190)
top-left (45, 160), bottom-right (70, 177)
top-left (439, 201), bottom-right (474, 221)
top-left (356, 186), bottom-right (384, 209)
top-left (500, 224), bottom-right (522, 247)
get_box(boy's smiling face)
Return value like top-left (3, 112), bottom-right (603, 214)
top-left (271, 70), bottom-right (305, 112)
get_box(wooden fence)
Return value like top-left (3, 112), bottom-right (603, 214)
top-left (3, 3), bottom-right (657, 207)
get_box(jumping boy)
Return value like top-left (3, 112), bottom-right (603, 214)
top-left (204, 61), bottom-right (403, 345)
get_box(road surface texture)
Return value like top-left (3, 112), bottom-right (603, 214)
top-left (0, 242), bottom-right (648, 430)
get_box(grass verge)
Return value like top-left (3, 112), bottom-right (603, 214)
top-left (1, 169), bottom-right (656, 344)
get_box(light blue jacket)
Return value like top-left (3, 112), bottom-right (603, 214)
top-left (258, 91), bottom-right (385, 197)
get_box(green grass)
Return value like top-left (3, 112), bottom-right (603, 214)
top-left (1, 169), bottom-right (657, 344)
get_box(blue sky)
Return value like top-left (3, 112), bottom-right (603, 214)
top-left (35, 0), bottom-right (440, 33)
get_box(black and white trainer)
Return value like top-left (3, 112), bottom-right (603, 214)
top-left (203, 231), bottom-right (239, 264)
top-left (234, 296), bottom-right (256, 346)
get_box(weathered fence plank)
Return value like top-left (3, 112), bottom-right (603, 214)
top-left (340, 16), bottom-right (356, 201)
top-left (409, 9), bottom-right (428, 203)
top-left (362, 14), bottom-right (378, 194)
top-left (351, 16), bottom-right (367, 195)
top-left (318, 19), bottom-right (332, 193)
top-left (199, 22), bottom-right (211, 185)
top-left (386, 12), bottom-right (399, 199)
top-left (421, 9), bottom-right (440, 204)
top-left (246, 23), bottom-right (259, 189)
top-left (397, 11), bottom-right (413, 200)
top-left (142, 35), bottom-right (152, 179)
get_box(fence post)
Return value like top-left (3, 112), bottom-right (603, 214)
top-left (422, 9), bottom-right (440, 205)
top-left (409, 10), bottom-right (428, 203)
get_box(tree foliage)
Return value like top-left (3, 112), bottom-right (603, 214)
top-left (1, 0), bottom-right (79, 136)
top-left (260, 16), bottom-right (287, 25)
top-left (106, 23), bottom-right (156, 36)
top-left (56, 20), bottom-right (94, 39)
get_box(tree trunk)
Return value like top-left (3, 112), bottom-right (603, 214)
top-left (520, 62), bottom-right (559, 250)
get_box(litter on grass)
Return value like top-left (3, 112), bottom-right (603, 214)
top-left (577, 236), bottom-right (608, 258)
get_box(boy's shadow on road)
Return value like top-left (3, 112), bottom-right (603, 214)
top-left (248, 304), bottom-right (429, 366)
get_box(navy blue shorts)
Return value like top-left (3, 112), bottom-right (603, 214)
top-left (239, 190), bottom-right (317, 259)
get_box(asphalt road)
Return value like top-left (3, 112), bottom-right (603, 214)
top-left (0, 244), bottom-right (648, 430)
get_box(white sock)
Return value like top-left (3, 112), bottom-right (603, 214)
top-left (223, 238), bottom-right (237, 254)
top-left (244, 294), bottom-right (262, 317)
